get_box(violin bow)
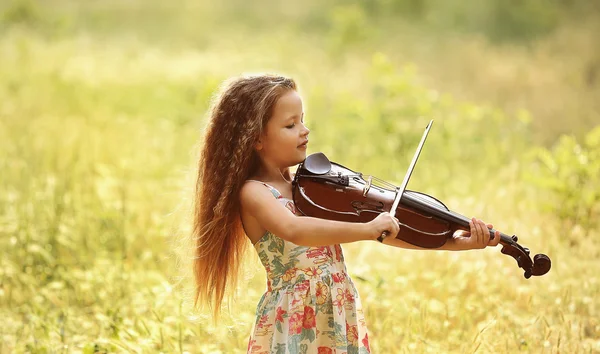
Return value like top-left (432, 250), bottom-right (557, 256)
top-left (378, 120), bottom-right (434, 242)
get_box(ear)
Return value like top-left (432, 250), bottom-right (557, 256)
top-left (255, 129), bottom-right (268, 151)
top-left (255, 138), bottom-right (263, 151)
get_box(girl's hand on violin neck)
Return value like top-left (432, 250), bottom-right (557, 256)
top-left (368, 212), bottom-right (400, 241)
top-left (453, 218), bottom-right (501, 250)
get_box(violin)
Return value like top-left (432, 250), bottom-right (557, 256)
top-left (292, 152), bottom-right (551, 279)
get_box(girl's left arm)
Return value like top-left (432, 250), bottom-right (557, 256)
top-left (381, 217), bottom-right (501, 251)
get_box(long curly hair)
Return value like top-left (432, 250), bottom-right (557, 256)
top-left (193, 74), bottom-right (297, 319)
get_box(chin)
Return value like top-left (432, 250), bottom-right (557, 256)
top-left (293, 154), bottom-right (307, 165)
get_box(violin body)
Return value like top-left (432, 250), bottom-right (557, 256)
top-left (292, 152), bottom-right (551, 279)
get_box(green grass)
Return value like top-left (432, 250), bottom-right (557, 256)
top-left (1, 1), bottom-right (599, 352)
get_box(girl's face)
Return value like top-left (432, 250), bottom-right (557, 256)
top-left (256, 90), bottom-right (310, 168)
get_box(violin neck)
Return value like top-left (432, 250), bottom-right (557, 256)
top-left (444, 209), bottom-right (513, 244)
top-left (400, 192), bottom-right (514, 244)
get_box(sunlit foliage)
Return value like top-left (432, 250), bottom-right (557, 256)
top-left (1, 0), bottom-right (599, 353)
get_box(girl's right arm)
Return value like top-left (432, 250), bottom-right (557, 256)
top-left (240, 181), bottom-right (399, 247)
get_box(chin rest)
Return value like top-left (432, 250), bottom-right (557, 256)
top-left (302, 152), bottom-right (332, 175)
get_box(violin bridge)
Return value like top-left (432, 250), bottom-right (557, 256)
top-left (363, 176), bottom-right (372, 197)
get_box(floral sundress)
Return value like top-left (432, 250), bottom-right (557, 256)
top-left (246, 181), bottom-right (371, 354)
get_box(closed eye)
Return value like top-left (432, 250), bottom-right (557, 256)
top-left (286, 114), bottom-right (304, 129)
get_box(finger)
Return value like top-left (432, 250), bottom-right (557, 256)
top-left (491, 230), bottom-right (501, 246)
top-left (480, 220), bottom-right (491, 246)
top-left (480, 220), bottom-right (494, 244)
top-left (471, 218), bottom-right (480, 246)
top-left (383, 216), bottom-right (397, 240)
top-left (488, 229), bottom-right (500, 246)
top-left (469, 218), bottom-right (476, 238)
top-left (454, 229), bottom-right (469, 238)
top-left (469, 218), bottom-right (479, 248)
top-left (485, 223), bottom-right (496, 241)
top-left (479, 219), bottom-right (488, 247)
top-left (471, 217), bottom-right (480, 242)
top-left (475, 218), bottom-right (486, 247)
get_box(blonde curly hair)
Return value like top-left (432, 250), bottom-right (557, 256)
top-left (193, 74), bottom-right (297, 319)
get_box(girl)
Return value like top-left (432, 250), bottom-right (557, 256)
top-left (192, 74), bottom-right (500, 353)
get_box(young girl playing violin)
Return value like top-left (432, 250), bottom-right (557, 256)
top-left (192, 74), bottom-right (501, 353)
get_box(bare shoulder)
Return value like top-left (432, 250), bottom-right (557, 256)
top-left (239, 180), bottom-right (273, 212)
top-left (239, 180), bottom-right (296, 241)
top-left (240, 180), bottom-right (266, 200)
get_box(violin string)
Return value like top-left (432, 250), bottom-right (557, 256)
top-left (328, 172), bottom-right (444, 211)
top-left (300, 173), bottom-right (514, 245)
top-left (404, 191), bottom-right (441, 211)
top-left (301, 172), bottom-right (446, 214)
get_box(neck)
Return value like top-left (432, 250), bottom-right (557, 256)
top-left (254, 160), bottom-right (292, 184)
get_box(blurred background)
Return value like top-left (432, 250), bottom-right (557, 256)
top-left (1, 0), bottom-right (599, 352)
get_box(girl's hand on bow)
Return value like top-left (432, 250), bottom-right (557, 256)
top-left (453, 217), bottom-right (501, 250)
top-left (367, 212), bottom-right (400, 242)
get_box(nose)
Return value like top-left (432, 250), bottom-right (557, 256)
top-left (301, 123), bottom-right (310, 136)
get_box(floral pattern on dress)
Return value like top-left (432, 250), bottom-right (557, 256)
top-left (247, 182), bottom-right (371, 354)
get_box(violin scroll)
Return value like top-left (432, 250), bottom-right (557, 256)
top-left (499, 234), bottom-right (551, 278)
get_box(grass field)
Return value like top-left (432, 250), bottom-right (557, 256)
top-left (1, 1), bottom-right (599, 353)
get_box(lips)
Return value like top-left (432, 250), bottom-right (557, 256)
top-left (298, 140), bottom-right (308, 148)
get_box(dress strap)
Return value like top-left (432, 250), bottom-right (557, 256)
top-left (246, 180), bottom-right (282, 199)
